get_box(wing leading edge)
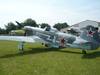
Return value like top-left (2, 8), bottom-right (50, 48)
top-left (0, 36), bottom-right (37, 43)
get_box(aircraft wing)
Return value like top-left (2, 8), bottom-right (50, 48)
top-left (0, 36), bottom-right (43, 43)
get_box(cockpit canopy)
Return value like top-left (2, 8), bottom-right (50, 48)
top-left (45, 26), bottom-right (58, 32)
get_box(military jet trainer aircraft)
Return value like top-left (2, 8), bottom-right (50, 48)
top-left (0, 25), bottom-right (100, 54)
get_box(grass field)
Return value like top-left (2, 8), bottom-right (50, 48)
top-left (0, 41), bottom-right (100, 75)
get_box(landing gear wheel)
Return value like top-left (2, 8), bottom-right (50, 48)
top-left (82, 50), bottom-right (86, 54)
top-left (18, 42), bottom-right (24, 53)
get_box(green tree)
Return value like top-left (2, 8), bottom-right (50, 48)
top-left (40, 23), bottom-right (50, 28)
top-left (5, 22), bottom-right (17, 33)
top-left (23, 18), bottom-right (38, 27)
top-left (53, 22), bottom-right (69, 30)
top-left (0, 28), bottom-right (6, 34)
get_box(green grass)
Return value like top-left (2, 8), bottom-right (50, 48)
top-left (0, 41), bottom-right (100, 75)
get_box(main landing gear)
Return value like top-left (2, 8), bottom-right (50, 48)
top-left (18, 42), bottom-right (25, 53)
top-left (82, 50), bottom-right (87, 54)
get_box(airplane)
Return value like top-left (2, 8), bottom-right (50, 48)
top-left (0, 24), bottom-right (100, 54)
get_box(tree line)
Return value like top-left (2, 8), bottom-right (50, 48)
top-left (0, 18), bottom-right (69, 34)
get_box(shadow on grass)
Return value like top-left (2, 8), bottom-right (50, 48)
top-left (1, 47), bottom-right (100, 59)
top-left (0, 47), bottom-right (57, 58)
top-left (58, 50), bottom-right (82, 54)
top-left (0, 47), bottom-right (82, 59)
top-left (82, 51), bottom-right (100, 59)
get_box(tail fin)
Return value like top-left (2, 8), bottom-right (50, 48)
top-left (80, 25), bottom-right (100, 43)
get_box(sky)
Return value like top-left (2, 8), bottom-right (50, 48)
top-left (0, 0), bottom-right (100, 28)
